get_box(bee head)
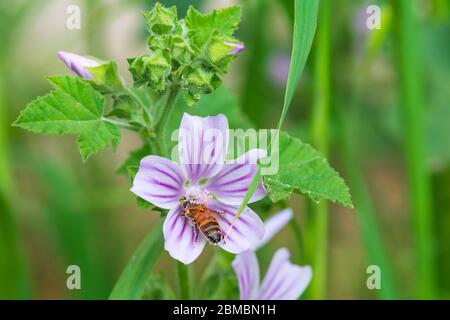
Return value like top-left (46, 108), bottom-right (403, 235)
top-left (180, 197), bottom-right (188, 209)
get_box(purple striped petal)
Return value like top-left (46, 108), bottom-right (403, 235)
top-left (257, 248), bottom-right (312, 300)
top-left (232, 251), bottom-right (260, 300)
top-left (130, 156), bottom-right (185, 209)
top-left (207, 149), bottom-right (267, 205)
top-left (208, 202), bottom-right (264, 254)
top-left (251, 208), bottom-right (293, 250)
top-left (178, 113), bottom-right (228, 184)
top-left (58, 51), bottom-right (100, 79)
top-left (163, 205), bottom-right (206, 264)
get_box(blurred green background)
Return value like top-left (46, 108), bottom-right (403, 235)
top-left (0, 0), bottom-right (449, 299)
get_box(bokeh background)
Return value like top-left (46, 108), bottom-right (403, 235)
top-left (0, 0), bottom-right (449, 299)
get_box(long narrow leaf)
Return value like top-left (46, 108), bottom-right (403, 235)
top-left (394, 0), bottom-right (436, 298)
top-left (109, 220), bottom-right (164, 300)
top-left (277, 0), bottom-right (319, 131)
top-left (232, 0), bottom-right (319, 219)
top-left (338, 110), bottom-right (398, 299)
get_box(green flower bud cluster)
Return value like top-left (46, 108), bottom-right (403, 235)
top-left (128, 3), bottom-right (243, 105)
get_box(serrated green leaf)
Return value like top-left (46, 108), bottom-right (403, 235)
top-left (264, 132), bottom-right (353, 207)
top-left (14, 76), bottom-right (120, 160)
top-left (77, 121), bottom-right (120, 161)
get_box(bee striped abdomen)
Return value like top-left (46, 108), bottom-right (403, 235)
top-left (193, 210), bottom-right (223, 244)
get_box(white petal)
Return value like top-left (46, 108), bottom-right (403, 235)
top-left (257, 248), bottom-right (312, 300)
top-left (130, 156), bottom-right (185, 209)
top-left (163, 206), bottom-right (206, 264)
top-left (207, 149), bottom-right (268, 205)
top-left (178, 113), bottom-right (229, 183)
top-left (232, 251), bottom-right (260, 300)
top-left (208, 202), bottom-right (265, 254)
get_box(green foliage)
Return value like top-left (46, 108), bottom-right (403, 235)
top-left (129, 3), bottom-right (243, 105)
top-left (277, 0), bottom-right (319, 130)
top-left (198, 252), bottom-right (239, 299)
top-left (185, 6), bottom-right (240, 47)
top-left (118, 144), bottom-right (152, 175)
top-left (230, 0), bottom-right (321, 221)
top-left (128, 53), bottom-right (172, 91)
top-left (109, 220), bottom-right (164, 300)
top-left (87, 60), bottom-right (123, 93)
top-left (141, 272), bottom-right (176, 300)
top-left (30, 157), bottom-right (112, 299)
top-left (143, 3), bottom-right (177, 34)
top-left (13, 76), bottom-right (121, 161)
top-left (264, 132), bottom-right (353, 208)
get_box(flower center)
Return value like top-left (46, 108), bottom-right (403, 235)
top-left (183, 185), bottom-right (214, 204)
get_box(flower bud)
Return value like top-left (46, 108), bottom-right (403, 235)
top-left (225, 41), bottom-right (245, 54)
top-left (57, 51), bottom-right (100, 79)
top-left (128, 51), bottom-right (172, 91)
top-left (143, 3), bottom-right (177, 35)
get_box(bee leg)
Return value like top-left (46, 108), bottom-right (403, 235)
top-left (220, 231), bottom-right (227, 244)
top-left (193, 227), bottom-right (199, 247)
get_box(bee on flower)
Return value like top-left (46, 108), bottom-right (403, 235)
top-left (131, 113), bottom-right (267, 264)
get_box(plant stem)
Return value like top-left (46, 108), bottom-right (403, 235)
top-left (154, 85), bottom-right (180, 157)
top-left (102, 117), bottom-right (139, 131)
top-left (123, 86), bottom-right (148, 110)
top-left (338, 108), bottom-right (398, 299)
top-left (394, 0), bottom-right (436, 299)
top-left (335, 3), bottom-right (398, 299)
top-left (289, 218), bottom-right (305, 264)
top-left (306, 0), bottom-right (331, 300)
top-left (176, 261), bottom-right (191, 300)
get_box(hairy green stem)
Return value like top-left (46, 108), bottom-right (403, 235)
top-left (176, 261), bottom-right (191, 300)
top-left (289, 218), bottom-right (305, 264)
top-left (154, 85), bottom-right (180, 157)
top-left (306, 0), bottom-right (331, 300)
top-left (102, 117), bottom-right (139, 131)
top-left (394, 0), bottom-right (436, 299)
top-left (123, 86), bottom-right (149, 110)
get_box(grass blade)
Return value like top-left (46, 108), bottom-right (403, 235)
top-left (109, 220), bottom-right (164, 300)
top-left (338, 109), bottom-right (398, 299)
top-left (231, 0), bottom-right (319, 221)
top-left (0, 71), bottom-right (30, 299)
top-left (305, 0), bottom-right (330, 300)
top-left (277, 0), bottom-right (319, 131)
top-left (29, 158), bottom-right (113, 299)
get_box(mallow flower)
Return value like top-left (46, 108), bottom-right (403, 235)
top-left (58, 51), bottom-right (100, 79)
top-left (232, 208), bottom-right (312, 300)
top-left (131, 113), bottom-right (267, 264)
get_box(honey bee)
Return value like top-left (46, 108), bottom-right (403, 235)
top-left (180, 197), bottom-right (225, 245)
